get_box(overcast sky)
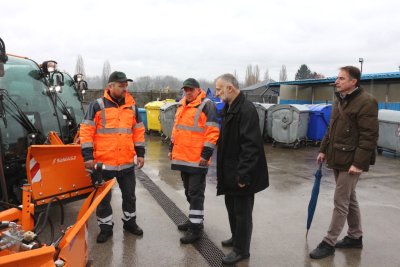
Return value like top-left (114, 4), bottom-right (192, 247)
top-left (2, 0), bottom-right (400, 82)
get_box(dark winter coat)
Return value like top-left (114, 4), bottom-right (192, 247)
top-left (320, 88), bottom-right (379, 171)
top-left (216, 92), bottom-right (269, 196)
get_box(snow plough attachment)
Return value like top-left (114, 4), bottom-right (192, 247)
top-left (0, 178), bottom-right (115, 267)
top-left (26, 144), bottom-right (93, 207)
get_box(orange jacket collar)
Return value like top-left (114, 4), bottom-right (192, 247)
top-left (180, 90), bottom-right (206, 107)
top-left (104, 89), bottom-right (136, 107)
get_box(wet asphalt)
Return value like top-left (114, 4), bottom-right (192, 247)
top-left (41, 135), bottom-right (400, 267)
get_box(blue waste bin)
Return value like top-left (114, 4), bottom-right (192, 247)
top-left (138, 108), bottom-right (148, 131)
top-left (215, 101), bottom-right (225, 125)
top-left (306, 104), bottom-right (332, 142)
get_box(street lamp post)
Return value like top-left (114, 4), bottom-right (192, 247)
top-left (359, 58), bottom-right (364, 74)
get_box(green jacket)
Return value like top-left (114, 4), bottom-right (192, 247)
top-left (320, 88), bottom-right (379, 171)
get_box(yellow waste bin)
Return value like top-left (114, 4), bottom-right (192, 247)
top-left (144, 101), bottom-right (166, 132)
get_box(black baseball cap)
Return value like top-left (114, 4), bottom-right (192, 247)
top-left (108, 71), bottom-right (133, 83)
top-left (181, 78), bottom-right (200, 89)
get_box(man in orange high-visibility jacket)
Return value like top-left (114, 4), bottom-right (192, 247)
top-left (169, 78), bottom-right (220, 244)
top-left (80, 71), bottom-right (146, 243)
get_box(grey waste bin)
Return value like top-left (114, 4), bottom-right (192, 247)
top-left (159, 102), bottom-right (180, 139)
top-left (377, 109), bottom-right (400, 155)
top-left (253, 102), bottom-right (275, 141)
top-left (269, 104), bottom-right (310, 148)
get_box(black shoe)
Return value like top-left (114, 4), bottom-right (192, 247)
top-left (178, 221), bottom-right (204, 231)
top-left (96, 230), bottom-right (113, 243)
top-left (310, 241), bottom-right (335, 259)
top-left (221, 237), bottom-right (234, 247)
top-left (335, 236), bottom-right (363, 248)
top-left (178, 221), bottom-right (191, 231)
top-left (222, 251), bottom-right (250, 265)
top-left (123, 222), bottom-right (143, 236)
top-left (180, 227), bottom-right (201, 244)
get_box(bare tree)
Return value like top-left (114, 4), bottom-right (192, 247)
top-left (264, 68), bottom-right (270, 81)
top-left (245, 64), bottom-right (260, 86)
top-left (101, 60), bottom-right (111, 88)
top-left (132, 75), bottom-right (182, 92)
top-left (75, 55), bottom-right (86, 77)
top-left (233, 69), bottom-right (239, 81)
top-left (279, 64), bottom-right (287, 82)
top-left (254, 65), bottom-right (260, 83)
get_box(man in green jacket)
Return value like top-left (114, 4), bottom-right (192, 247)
top-left (310, 66), bottom-right (379, 259)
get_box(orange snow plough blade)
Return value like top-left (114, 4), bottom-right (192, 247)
top-left (26, 145), bottom-right (93, 206)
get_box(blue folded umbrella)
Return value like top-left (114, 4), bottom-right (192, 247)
top-left (306, 164), bottom-right (323, 238)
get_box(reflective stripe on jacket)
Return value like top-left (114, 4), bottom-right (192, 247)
top-left (80, 89), bottom-right (145, 170)
top-left (171, 90), bottom-right (220, 173)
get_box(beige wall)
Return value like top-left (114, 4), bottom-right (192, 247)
top-left (313, 85), bottom-right (335, 103)
top-left (279, 85), bottom-right (312, 100)
top-left (279, 85), bottom-right (297, 99)
top-left (279, 80), bottom-right (400, 103)
top-left (365, 83), bottom-right (387, 102)
top-left (361, 81), bottom-right (400, 102)
top-left (388, 82), bottom-right (400, 102)
top-left (297, 86), bottom-right (312, 100)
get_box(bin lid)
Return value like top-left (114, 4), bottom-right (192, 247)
top-left (253, 102), bottom-right (275, 110)
top-left (378, 109), bottom-right (400, 123)
top-left (160, 102), bottom-right (180, 111)
top-left (305, 104), bottom-right (332, 112)
top-left (270, 104), bottom-right (309, 113)
top-left (145, 101), bottom-right (166, 109)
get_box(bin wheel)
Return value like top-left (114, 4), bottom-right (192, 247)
top-left (293, 142), bottom-right (299, 149)
top-left (377, 148), bottom-right (383, 155)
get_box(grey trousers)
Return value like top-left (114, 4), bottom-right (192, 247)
top-left (323, 170), bottom-right (363, 246)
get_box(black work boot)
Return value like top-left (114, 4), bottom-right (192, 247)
top-left (178, 220), bottom-right (191, 231)
top-left (221, 237), bottom-right (234, 247)
top-left (123, 220), bottom-right (143, 236)
top-left (178, 220), bottom-right (204, 231)
top-left (96, 230), bottom-right (113, 243)
top-left (180, 224), bottom-right (202, 244)
top-left (335, 236), bottom-right (363, 248)
top-left (310, 241), bottom-right (335, 259)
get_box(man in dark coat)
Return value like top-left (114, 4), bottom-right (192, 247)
top-left (214, 73), bottom-right (269, 265)
top-left (310, 66), bottom-right (379, 259)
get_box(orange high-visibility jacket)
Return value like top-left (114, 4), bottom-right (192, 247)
top-left (80, 89), bottom-right (145, 171)
top-left (171, 90), bottom-right (220, 173)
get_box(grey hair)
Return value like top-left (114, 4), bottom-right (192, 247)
top-left (216, 73), bottom-right (239, 90)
